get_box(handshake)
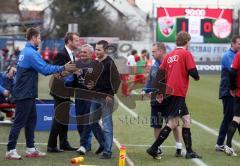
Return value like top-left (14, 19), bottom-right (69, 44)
top-left (54, 61), bottom-right (79, 79)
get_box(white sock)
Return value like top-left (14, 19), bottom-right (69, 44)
top-left (9, 149), bottom-right (17, 152)
top-left (26, 147), bottom-right (36, 152)
top-left (176, 142), bottom-right (182, 149)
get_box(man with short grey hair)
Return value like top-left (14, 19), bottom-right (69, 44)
top-left (65, 43), bottom-right (98, 155)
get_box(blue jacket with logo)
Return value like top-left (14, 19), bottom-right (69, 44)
top-left (219, 48), bottom-right (237, 99)
top-left (13, 42), bottom-right (64, 101)
top-left (142, 59), bottom-right (161, 106)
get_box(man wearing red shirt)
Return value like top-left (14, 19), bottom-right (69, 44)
top-left (147, 31), bottom-right (201, 159)
top-left (224, 51), bottom-right (240, 156)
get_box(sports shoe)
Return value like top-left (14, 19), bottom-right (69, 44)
top-left (146, 147), bottom-right (161, 160)
top-left (5, 149), bottom-right (22, 160)
top-left (175, 148), bottom-right (183, 157)
top-left (215, 144), bottom-right (225, 151)
top-left (5, 149), bottom-right (21, 160)
top-left (25, 148), bottom-right (46, 158)
top-left (0, 114), bottom-right (4, 121)
top-left (95, 146), bottom-right (104, 154)
top-left (224, 145), bottom-right (237, 156)
top-left (157, 147), bottom-right (163, 155)
top-left (99, 153), bottom-right (112, 159)
top-left (76, 146), bottom-right (86, 155)
top-left (86, 146), bottom-right (91, 152)
top-left (185, 151), bottom-right (202, 159)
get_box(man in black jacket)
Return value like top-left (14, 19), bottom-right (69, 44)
top-left (47, 32), bottom-right (80, 152)
top-left (90, 40), bottom-right (120, 159)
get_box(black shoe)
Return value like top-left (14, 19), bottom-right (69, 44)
top-left (215, 144), bottom-right (225, 151)
top-left (60, 145), bottom-right (78, 151)
top-left (76, 146), bottom-right (86, 155)
top-left (47, 147), bottom-right (64, 153)
top-left (0, 115), bottom-right (4, 121)
top-left (185, 151), bottom-right (202, 159)
top-left (157, 147), bottom-right (163, 155)
top-left (86, 147), bottom-right (91, 152)
top-left (99, 153), bottom-right (111, 159)
top-left (146, 147), bottom-right (160, 159)
top-left (175, 149), bottom-right (183, 157)
top-left (95, 146), bottom-right (104, 154)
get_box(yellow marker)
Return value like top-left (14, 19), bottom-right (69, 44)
top-left (118, 146), bottom-right (126, 166)
top-left (71, 156), bottom-right (84, 165)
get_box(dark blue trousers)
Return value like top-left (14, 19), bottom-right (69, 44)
top-left (75, 99), bottom-right (92, 149)
top-left (7, 99), bottom-right (36, 151)
top-left (216, 96), bottom-right (234, 145)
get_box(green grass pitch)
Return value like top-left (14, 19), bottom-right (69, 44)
top-left (0, 74), bottom-right (239, 166)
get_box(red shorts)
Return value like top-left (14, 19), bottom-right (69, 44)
top-left (134, 74), bottom-right (145, 84)
top-left (120, 74), bottom-right (129, 81)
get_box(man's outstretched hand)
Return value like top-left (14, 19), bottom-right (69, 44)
top-left (64, 61), bottom-right (78, 72)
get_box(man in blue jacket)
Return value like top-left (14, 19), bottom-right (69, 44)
top-left (216, 36), bottom-right (240, 151)
top-left (5, 27), bottom-right (77, 160)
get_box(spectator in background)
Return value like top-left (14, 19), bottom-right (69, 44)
top-left (51, 47), bottom-right (58, 63)
top-left (145, 51), bottom-right (153, 74)
top-left (134, 49), bottom-right (147, 84)
top-left (124, 49), bottom-right (137, 96)
top-left (0, 66), bottom-right (16, 103)
top-left (9, 48), bottom-right (20, 66)
top-left (2, 48), bottom-right (9, 60)
top-left (14, 47), bottom-right (20, 57)
top-left (128, 49), bottom-right (147, 95)
top-left (0, 66), bottom-right (16, 121)
top-left (42, 47), bottom-right (51, 63)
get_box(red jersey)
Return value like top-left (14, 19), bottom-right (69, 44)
top-left (160, 47), bottom-right (197, 97)
top-left (231, 52), bottom-right (240, 97)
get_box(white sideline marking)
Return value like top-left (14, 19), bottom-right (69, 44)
top-left (181, 149), bottom-right (207, 166)
top-left (192, 119), bottom-right (240, 148)
top-left (100, 118), bottom-right (135, 166)
top-left (0, 139), bottom-right (135, 166)
top-left (118, 99), bottom-right (138, 118)
top-left (124, 144), bottom-right (207, 166)
top-left (130, 91), bottom-right (240, 146)
top-left (124, 144), bottom-right (175, 148)
top-left (113, 138), bottom-right (134, 166)
top-left (117, 97), bottom-right (208, 166)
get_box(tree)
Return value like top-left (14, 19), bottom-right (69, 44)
top-left (47, 0), bottom-right (138, 40)
top-left (48, 0), bottom-right (111, 37)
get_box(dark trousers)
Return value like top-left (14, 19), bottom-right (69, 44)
top-left (7, 99), bottom-right (36, 151)
top-left (47, 97), bottom-right (70, 148)
top-left (75, 99), bottom-right (92, 149)
top-left (216, 96), bottom-right (234, 145)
